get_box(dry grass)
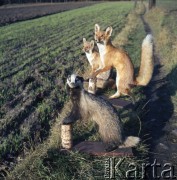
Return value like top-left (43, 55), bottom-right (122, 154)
top-left (113, 1), bottom-right (146, 47)
top-left (113, 12), bottom-right (139, 46)
top-left (145, 6), bottom-right (177, 106)
top-left (145, 7), bottom-right (177, 70)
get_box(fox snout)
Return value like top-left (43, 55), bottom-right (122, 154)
top-left (95, 39), bottom-right (101, 44)
top-left (82, 48), bottom-right (86, 53)
top-left (95, 38), bottom-right (99, 43)
top-left (94, 34), bottom-right (104, 45)
top-left (94, 35), bottom-right (100, 43)
top-left (83, 48), bottom-right (89, 53)
top-left (95, 39), bottom-right (104, 45)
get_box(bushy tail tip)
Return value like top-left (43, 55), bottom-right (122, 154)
top-left (119, 136), bottom-right (140, 148)
top-left (142, 34), bottom-right (153, 47)
top-left (135, 34), bottom-right (154, 86)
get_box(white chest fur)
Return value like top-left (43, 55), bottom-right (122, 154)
top-left (97, 43), bottom-right (106, 67)
top-left (85, 52), bottom-right (94, 67)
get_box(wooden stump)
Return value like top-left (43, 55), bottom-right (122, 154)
top-left (61, 124), bottom-right (73, 149)
top-left (88, 78), bottom-right (96, 94)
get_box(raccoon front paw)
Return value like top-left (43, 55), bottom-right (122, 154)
top-left (62, 117), bottom-right (75, 125)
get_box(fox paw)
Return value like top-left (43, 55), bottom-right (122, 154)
top-left (109, 92), bottom-right (120, 99)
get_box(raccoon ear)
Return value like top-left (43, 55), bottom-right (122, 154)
top-left (106, 26), bottom-right (113, 36)
top-left (90, 40), bottom-right (94, 48)
top-left (95, 24), bottom-right (100, 32)
top-left (83, 38), bottom-right (86, 43)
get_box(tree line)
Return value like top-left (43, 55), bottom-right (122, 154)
top-left (0, 0), bottom-right (82, 5)
top-left (0, 0), bottom-right (156, 9)
top-left (1, 0), bottom-right (105, 5)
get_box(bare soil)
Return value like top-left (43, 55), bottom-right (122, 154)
top-left (0, 2), bottom-right (97, 26)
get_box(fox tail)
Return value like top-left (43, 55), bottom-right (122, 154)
top-left (135, 34), bottom-right (154, 86)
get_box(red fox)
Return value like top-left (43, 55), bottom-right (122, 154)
top-left (82, 38), bottom-right (102, 75)
top-left (82, 38), bottom-right (113, 91)
top-left (92, 24), bottom-right (154, 99)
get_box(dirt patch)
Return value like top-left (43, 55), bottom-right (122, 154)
top-left (0, 2), bottom-right (98, 26)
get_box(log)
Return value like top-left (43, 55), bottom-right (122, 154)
top-left (73, 141), bottom-right (133, 157)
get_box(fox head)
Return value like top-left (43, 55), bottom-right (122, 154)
top-left (94, 24), bottom-right (112, 45)
top-left (82, 38), bottom-right (95, 54)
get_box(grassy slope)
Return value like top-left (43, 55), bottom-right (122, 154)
top-left (143, 0), bottom-right (177, 166)
top-left (145, 0), bottom-right (177, 107)
top-left (0, 2), bottom-right (145, 178)
top-left (3, 2), bottom-right (153, 180)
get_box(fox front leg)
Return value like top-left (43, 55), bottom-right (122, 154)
top-left (90, 67), bottom-right (97, 77)
top-left (90, 66), bottom-right (111, 79)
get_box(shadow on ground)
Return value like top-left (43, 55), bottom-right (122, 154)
top-left (142, 56), bottom-right (177, 178)
top-left (139, 11), bottom-right (177, 177)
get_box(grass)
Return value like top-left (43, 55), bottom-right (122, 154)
top-left (2, 1), bottom-right (177, 179)
top-left (0, 2), bottom-right (153, 179)
top-left (145, 0), bottom-right (177, 106)
top-left (144, 0), bottom-right (177, 167)
top-left (0, 2), bottom-right (146, 178)
top-left (157, 0), bottom-right (177, 11)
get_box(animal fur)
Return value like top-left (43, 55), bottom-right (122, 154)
top-left (93, 24), bottom-right (154, 99)
top-left (82, 38), bottom-right (112, 89)
top-left (136, 34), bottom-right (154, 86)
top-left (62, 74), bottom-right (140, 151)
top-left (82, 38), bottom-right (102, 75)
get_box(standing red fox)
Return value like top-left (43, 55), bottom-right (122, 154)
top-left (92, 24), bottom-right (154, 99)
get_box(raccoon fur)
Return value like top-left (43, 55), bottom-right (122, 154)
top-left (62, 74), bottom-right (140, 151)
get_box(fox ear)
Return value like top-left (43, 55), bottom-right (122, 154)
top-left (83, 38), bottom-right (86, 43)
top-left (106, 26), bottom-right (113, 36)
top-left (90, 40), bottom-right (94, 48)
top-left (95, 24), bottom-right (100, 32)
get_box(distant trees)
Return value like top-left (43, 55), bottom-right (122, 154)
top-left (0, 0), bottom-right (102, 5)
top-left (1, 0), bottom-right (12, 5)
top-left (134, 0), bottom-right (156, 10)
top-left (0, 0), bottom-right (57, 5)
top-left (149, 0), bottom-right (156, 9)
